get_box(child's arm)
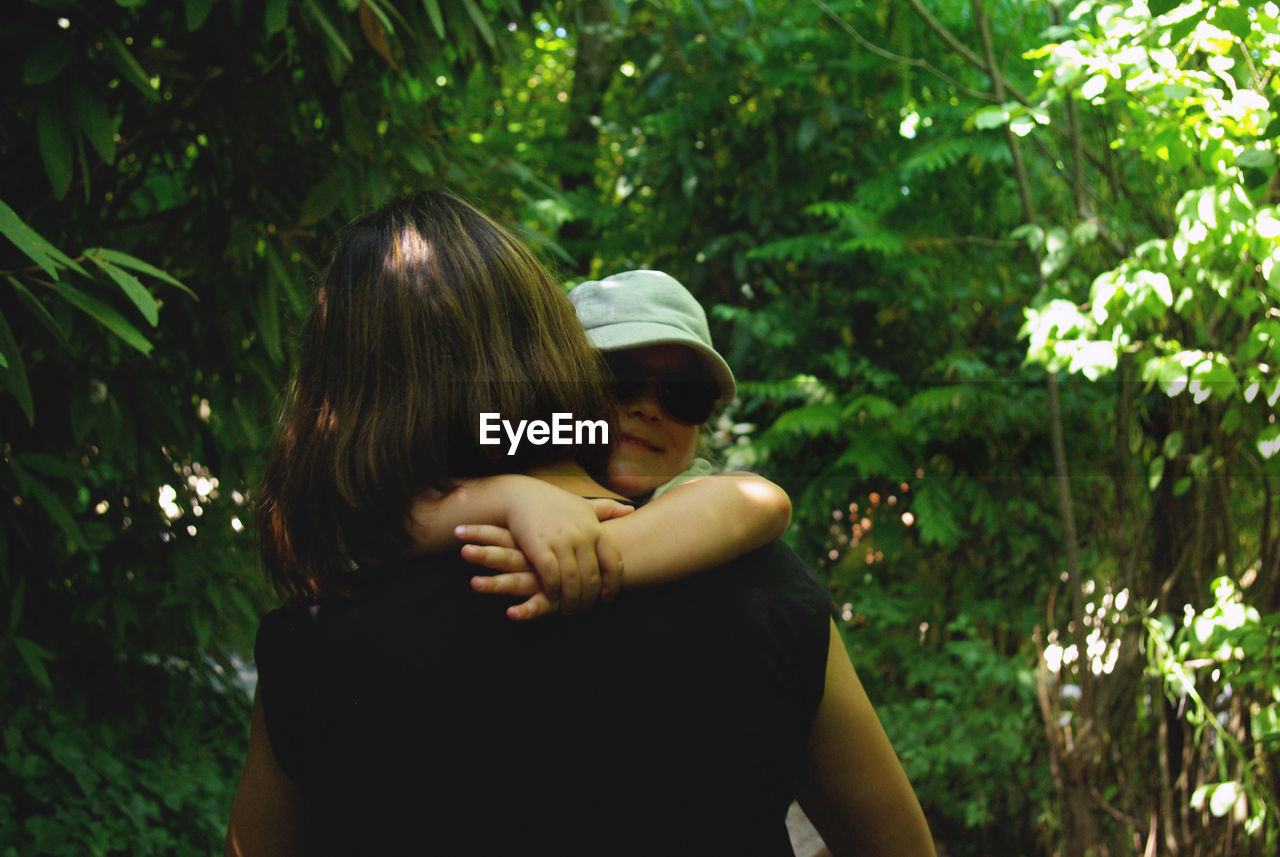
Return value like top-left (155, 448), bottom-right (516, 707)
top-left (612, 472), bottom-right (791, 585)
top-left (460, 472), bottom-right (791, 598)
top-left (405, 475), bottom-right (632, 616)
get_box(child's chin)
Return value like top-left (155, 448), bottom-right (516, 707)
top-left (607, 470), bottom-right (665, 499)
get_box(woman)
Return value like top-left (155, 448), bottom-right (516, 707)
top-left (225, 190), bottom-right (935, 856)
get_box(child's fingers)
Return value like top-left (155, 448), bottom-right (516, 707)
top-left (470, 572), bottom-right (540, 596)
top-left (460, 544), bottom-right (531, 574)
top-left (597, 537), bottom-right (624, 603)
top-left (555, 543), bottom-right (582, 614)
top-left (590, 498), bottom-right (634, 521)
top-left (454, 524), bottom-right (517, 549)
top-left (507, 593), bottom-right (556, 621)
top-left (524, 542), bottom-right (561, 605)
top-left (574, 540), bottom-right (601, 611)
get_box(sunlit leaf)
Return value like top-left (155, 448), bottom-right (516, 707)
top-left (972, 106), bottom-right (1010, 130)
top-left (1148, 455), bottom-right (1165, 491)
top-left (1208, 782), bottom-right (1241, 818)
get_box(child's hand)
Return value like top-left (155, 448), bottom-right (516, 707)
top-left (461, 496), bottom-right (631, 619)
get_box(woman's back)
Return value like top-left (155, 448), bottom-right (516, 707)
top-left (254, 541), bottom-right (831, 856)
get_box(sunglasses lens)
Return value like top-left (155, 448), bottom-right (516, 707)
top-left (612, 378), bottom-right (645, 401)
top-left (660, 381), bottom-right (717, 425)
top-left (605, 353), bottom-right (717, 424)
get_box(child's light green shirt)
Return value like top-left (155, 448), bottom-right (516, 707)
top-left (649, 457), bottom-right (716, 500)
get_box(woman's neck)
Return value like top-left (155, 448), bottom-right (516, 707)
top-left (524, 461), bottom-right (629, 501)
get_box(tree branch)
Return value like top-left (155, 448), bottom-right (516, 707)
top-left (808, 0), bottom-right (1000, 103)
top-left (904, 0), bottom-right (1031, 105)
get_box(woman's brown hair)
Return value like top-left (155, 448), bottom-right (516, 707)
top-left (258, 190), bottom-right (613, 602)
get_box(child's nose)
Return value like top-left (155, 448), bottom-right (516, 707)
top-left (625, 384), bottom-right (663, 421)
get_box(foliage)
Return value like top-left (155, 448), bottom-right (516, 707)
top-left (1147, 577), bottom-right (1280, 847)
top-left (0, 663), bottom-right (250, 856)
top-left (991, 1), bottom-right (1279, 853)
top-left (2, 0), bottom-right (1276, 852)
top-left (1, 0), bottom-right (560, 851)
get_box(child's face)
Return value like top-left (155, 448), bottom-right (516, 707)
top-left (605, 345), bottom-right (710, 499)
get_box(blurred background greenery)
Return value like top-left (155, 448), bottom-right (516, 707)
top-left (0, 0), bottom-right (1277, 854)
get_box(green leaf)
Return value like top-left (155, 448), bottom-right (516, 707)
top-left (1150, 356), bottom-right (1188, 396)
top-left (796, 116), bottom-right (818, 152)
top-left (13, 637), bottom-right (53, 691)
top-left (0, 200), bottom-right (86, 280)
top-left (87, 253), bottom-right (160, 326)
top-left (185, 0), bottom-right (217, 31)
top-left (8, 276), bottom-right (72, 351)
top-left (86, 247), bottom-right (196, 298)
top-left (460, 0), bottom-right (496, 48)
top-left (51, 281), bottom-right (154, 356)
top-left (1147, 0), bottom-right (1183, 16)
top-left (265, 0), bottom-right (289, 35)
top-left (1236, 150), bottom-right (1275, 170)
top-left (1079, 74), bottom-right (1106, 100)
top-left (102, 29), bottom-right (159, 102)
top-left (10, 460), bottom-right (88, 551)
top-left (1259, 423), bottom-right (1280, 460)
top-left (0, 310), bottom-right (34, 425)
top-left (1148, 455), bottom-right (1165, 491)
top-left (1210, 6), bottom-right (1252, 41)
top-left (422, 0), bottom-right (446, 38)
top-left (299, 169), bottom-right (347, 225)
top-left (17, 452), bottom-right (84, 481)
top-left (303, 0), bottom-right (354, 63)
top-left (972, 106), bottom-right (1010, 130)
top-left (74, 130), bottom-right (90, 204)
top-left (1208, 782), bottom-right (1241, 818)
top-left (257, 270), bottom-right (283, 364)
top-left (8, 578), bottom-right (24, 635)
top-left (1254, 705), bottom-right (1280, 744)
top-left (36, 98), bottom-right (73, 200)
top-left (264, 244), bottom-right (305, 312)
top-left (71, 84), bottom-right (116, 164)
top-left (23, 37), bottom-right (73, 85)
top-left (912, 482), bottom-right (962, 548)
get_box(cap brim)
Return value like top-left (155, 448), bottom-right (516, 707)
top-left (589, 321), bottom-right (737, 403)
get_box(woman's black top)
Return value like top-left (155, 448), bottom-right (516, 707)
top-left (255, 540), bottom-right (832, 856)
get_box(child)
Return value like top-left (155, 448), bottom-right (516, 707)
top-left (570, 269), bottom-right (730, 502)
top-left (409, 270), bottom-right (790, 619)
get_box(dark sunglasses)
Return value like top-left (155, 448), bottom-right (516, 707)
top-left (605, 354), bottom-right (719, 425)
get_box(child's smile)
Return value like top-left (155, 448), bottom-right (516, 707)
top-left (605, 345), bottom-right (705, 498)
